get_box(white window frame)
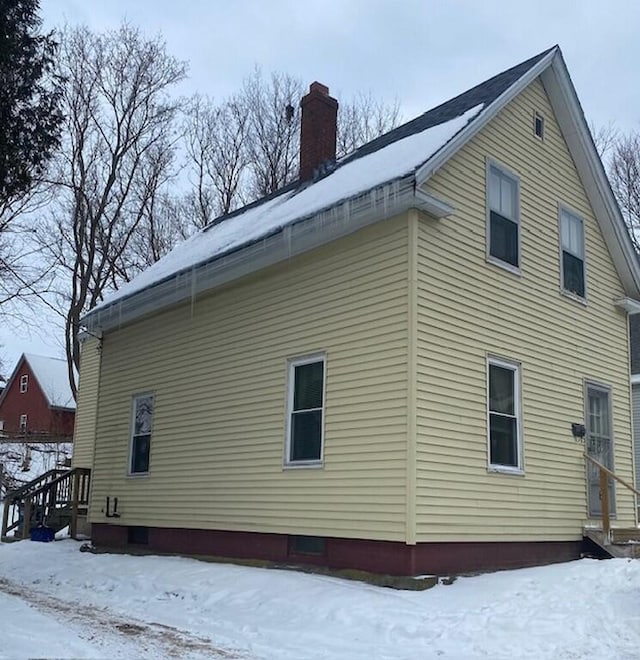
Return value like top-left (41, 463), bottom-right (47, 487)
top-left (487, 356), bottom-right (524, 474)
top-left (128, 392), bottom-right (154, 476)
top-left (558, 205), bottom-right (587, 302)
top-left (19, 374), bottom-right (28, 393)
top-left (486, 158), bottom-right (521, 274)
top-left (284, 353), bottom-right (326, 468)
top-left (533, 111), bottom-right (544, 141)
top-left (19, 414), bottom-right (27, 433)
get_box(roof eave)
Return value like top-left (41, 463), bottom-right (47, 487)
top-left (615, 297), bottom-right (640, 315)
top-left (50, 404), bottom-right (76, 412)
top-left (83, 179), bottom-right (454, 333)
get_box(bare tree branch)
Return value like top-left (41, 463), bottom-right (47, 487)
top-left (182, 72), bottom-right (402, 220)
top-left (337, 91), bottom-right (401, 158)
top-left (607, 130), bottom-right (640, 252)
top-left (37, 23), bottom-right (187, 398)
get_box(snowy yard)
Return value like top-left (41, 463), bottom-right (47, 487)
top-left (0, 540), bottom-right (639, 659)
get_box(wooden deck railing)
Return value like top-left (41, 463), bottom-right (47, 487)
top-left (584, 453), bottom-right (640, 539)
top-left (1, 467), bottom-right (91, 540)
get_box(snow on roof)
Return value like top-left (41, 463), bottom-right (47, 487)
top-left (88, 48), bottom-right (559, 317)
top-left (96, 103), bottom-right (484, 311)
top-left (24, 354), bottom-right (75, 410)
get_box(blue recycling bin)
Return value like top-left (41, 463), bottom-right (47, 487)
top-left (30, 526), bottom-right (55, 542)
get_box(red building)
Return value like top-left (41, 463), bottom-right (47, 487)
top-left (0, 354), bottom-right (76, 440)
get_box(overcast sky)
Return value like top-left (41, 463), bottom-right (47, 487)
top-left (2, 0), bottom-right (640, 373)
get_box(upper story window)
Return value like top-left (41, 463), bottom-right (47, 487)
top-left (19, 414), bottom-right (27, 433)
top-left (285, 354), bottom-right (326, 466)
top-left (20, 374), bottom-right (28, 393)
top-left (487, 162), bottom-right (520, 270)
top-left (488, 357), bottom-right (522, 472)
top-left (129, 393), bottom-right (154, 474)
top-left (560, 207), bottom-right (586, 299)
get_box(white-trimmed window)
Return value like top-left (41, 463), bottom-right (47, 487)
top-left (20, 374), bottom-right (28, 393)
top-left (129, 393), bottom-right (153, 474)
top-left (560, 207), bottom-right (586, 299)
top-left (487, 357), bottom-right (522, 470)
top-left (487, 162), bottom-right (520, 269)
top-left (285, 354), bottom-right (326, 465)
top-left (19, 414), bottom-right (27, 433)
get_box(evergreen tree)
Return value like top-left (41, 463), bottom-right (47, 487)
top-left (0, 0), bottom-right (63, 206)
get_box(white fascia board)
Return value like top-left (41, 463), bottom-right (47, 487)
top-left (541, 56), bottom-right (640, 299)
top-left (615, 297), bottom-right (640, 315)
top-left (413, 189), bottom-right (454, 218)
top-left (84, 178), bottom-right (451, 333)
top-left (414, 47), bottom-right (558, 186)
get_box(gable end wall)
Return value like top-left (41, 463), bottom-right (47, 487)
top-left (415, 77), bottom-right (634, 542)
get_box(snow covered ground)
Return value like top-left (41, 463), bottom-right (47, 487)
top-left (0, 540), bottom-right (639, 659)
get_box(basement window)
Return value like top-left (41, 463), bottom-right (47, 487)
top-left (127, 526), bottom-right (149, 545)
top-left (534, 112), bottom-right (544, 140)
top-left (20, 374), bottom-right (28, 393)
top-left (129, 393), bottom-right (154, 474)
top-left (289, 535), bottom-right (326, 556)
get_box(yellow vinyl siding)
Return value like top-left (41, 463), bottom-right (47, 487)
top-left (90, 217), bottom-right (410, 540)
top-left (72, 336), bottom-right (101, 469)
top-left (415, 77), bottom-right (635, 542)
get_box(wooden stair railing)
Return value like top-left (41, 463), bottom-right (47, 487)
top-left (1, 467), bottom-right (91, 541)
top-left (584, 453), bottom-right (640, 540)
top-left (8, 468), bottom-right (68, 500)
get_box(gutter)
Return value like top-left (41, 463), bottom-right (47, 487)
top-left (83, 177), bottom-right (454, 333)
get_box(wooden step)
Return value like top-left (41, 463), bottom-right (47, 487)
top-left (584, 528), bottom-right (640, 559)
top-left (610, 528), bottom-right (640, 544)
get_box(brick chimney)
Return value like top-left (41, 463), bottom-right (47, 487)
top-left (299, 82), bottom-right (338, 182)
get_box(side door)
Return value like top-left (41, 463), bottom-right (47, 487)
top-left (585, 382), bottom-right (615, 518)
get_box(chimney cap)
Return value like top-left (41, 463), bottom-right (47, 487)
top-left (308, 81), bottom-right (329, 96)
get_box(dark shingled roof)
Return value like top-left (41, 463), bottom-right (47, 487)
top-left (630, 315), bottom-right (640, 374)
top-left (341, 46), bottom-right (556, 168)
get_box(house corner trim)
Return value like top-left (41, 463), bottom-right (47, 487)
top-left (406, 210), bottom-right (419, 545)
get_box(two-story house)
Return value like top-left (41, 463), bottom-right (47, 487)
top-left (74, 46), bottom-right (640, 575)
top-left (0, 354), bottom-right (76, 440)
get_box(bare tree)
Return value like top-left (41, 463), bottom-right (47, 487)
top-left (38, 23), bottom-right (187, 397)
top-left (183, 73), bottom-right (402, 219)
top-left (184, 94), bottom-right (250, 225)
top-left (337, 91), bottom-right (401, 158)
top-left (241, 68), bottom-right (303, 199)
top-left (608, 131), bottom-right (640, 251)
top-left (0, 188), bottom-right (56, 309)
top-left (120, 192), bottom-right (194, 274)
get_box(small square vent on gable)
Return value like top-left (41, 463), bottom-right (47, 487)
top-left (534, 111), bottom-right (544, 140)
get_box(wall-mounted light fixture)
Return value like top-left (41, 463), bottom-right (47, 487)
top-left (571, 423), bottom-right (586, 440)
